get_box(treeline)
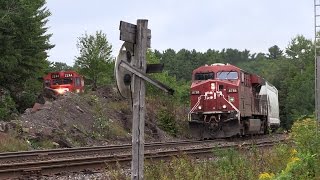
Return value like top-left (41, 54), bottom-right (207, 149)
top-left (0, 0), bottom-right (315, 129)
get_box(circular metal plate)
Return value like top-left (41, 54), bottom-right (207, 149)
top-left (115, 42), bottom-right (134, 98)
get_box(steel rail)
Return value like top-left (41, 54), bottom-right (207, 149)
top-left (0, 139), bottom-right (286, 179)
top-left (0, 139), bottom-right (224, 163)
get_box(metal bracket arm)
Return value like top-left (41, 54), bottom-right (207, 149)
top-left (120, 60), bottom-right (174, 95)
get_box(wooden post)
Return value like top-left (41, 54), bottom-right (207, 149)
top-left (131, 19), bottom-right (148, 180)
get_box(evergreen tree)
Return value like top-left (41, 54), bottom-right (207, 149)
top-left (0, 0), bottom-right (53, 112)
top-left (267, 45), bottom-right (283, 59)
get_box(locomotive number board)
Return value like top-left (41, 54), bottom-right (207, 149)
top-left (51, 74), bottom-right (60, 79)
top-left (64, 73), bottom-right (73, 77)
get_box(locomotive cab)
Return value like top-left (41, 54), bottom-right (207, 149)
top-left (189, 63), bottom-right (279, 139)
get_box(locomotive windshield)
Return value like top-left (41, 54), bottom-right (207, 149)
top-left (194, 72), bottom-right (214, 80)
top-left (52, 78), bottom-right (73, 85)
top-left (217, 71), bottom-right (238, 80)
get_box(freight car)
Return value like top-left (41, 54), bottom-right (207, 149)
top-left (43, 71), bottom-right (84, 94)
top-left (188, 63), bottom-right (280, 139)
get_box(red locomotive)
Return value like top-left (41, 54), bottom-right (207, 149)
top-left (43, 71), bottom-right (84, 94)
top-left (188, 63), bottom-right (280, 139)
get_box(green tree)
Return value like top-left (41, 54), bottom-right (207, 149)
top-left (48, 62), bottom-right (72, 72)
top-left (0, 0), bottom-right (53, 112)
top-left (75, 31), bottom-right (114, 90)
top-left (267, 45), bottom-right (283, 59)
top-left (286, 35), bottom-right (313, 74)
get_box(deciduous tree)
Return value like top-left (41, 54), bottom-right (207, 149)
top-left (75, 31), bottom-right (113, 90)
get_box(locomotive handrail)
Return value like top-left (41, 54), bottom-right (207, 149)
top-left (188, 90), bottom-right (240, 123)
top-left (188, 94), bottom-right (207, 121)
top-left (219, 91), bottom-right (240, 123)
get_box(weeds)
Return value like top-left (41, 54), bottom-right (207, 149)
top-left (29, 139), bottom-right (56, 149)
top-left (88, 94), bottom-right (129, 140)
top-left (103, 116), bottom-right (320, 179)
top-left (0, 135), bottom-right (29, 152)
top-left (157, 107), bottom-right (177, 136)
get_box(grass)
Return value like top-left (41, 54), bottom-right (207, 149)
top-left (29, 139), bottom-right (56, 149)
top-left (106, 144), bottom-right (292, 180)
top-left (107, 118), bottom-right (320, 180)
top-left (143, 146), bottom-right (291, 180)
top-left (0, 135), bottom-right (29, 152)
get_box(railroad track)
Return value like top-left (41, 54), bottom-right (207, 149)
top-left (0, 136), bottom-right (287, 179)
top-left (0, 139), bottom-right (224, 164)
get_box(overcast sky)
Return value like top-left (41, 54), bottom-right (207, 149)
top-left (46, 0), bottom-right (314, 65)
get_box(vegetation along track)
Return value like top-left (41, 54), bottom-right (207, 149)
top-left (0, 135), bottom-right (287, 179)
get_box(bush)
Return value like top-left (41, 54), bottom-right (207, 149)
top-left (16, 91), bottom-right (37, 112)
top-left (0, 91), bottom-right (16, 120)
top-left (157, 107), bottom-right (178, 136)
top-left (13, 79), bottom-right (43, 113)
top-left (261, 118), bottom-right (320, 179)
top-left (291, 118), bottom-right (319, 155)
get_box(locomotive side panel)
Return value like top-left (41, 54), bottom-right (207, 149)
top-left (239, 72), bottom-right (253, 117)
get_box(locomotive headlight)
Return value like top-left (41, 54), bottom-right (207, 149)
top-left (55, 88), bottom-right (69, 94)
top-left (222, 105), bottom-right (227, 109)
top-left (229, 97), bottom-right (235, 102)
top-left (211, 83), bottom-right (215, 90)
top-left (198, 106), bottom-right (202, 110)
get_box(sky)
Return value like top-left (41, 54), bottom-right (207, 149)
top-left (46, 0), bottom-right (314, 65)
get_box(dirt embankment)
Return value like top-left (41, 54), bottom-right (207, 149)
top-left (12, 86), bottom-right (176, 148)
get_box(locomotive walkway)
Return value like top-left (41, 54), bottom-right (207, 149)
top-left (0, 135), bottom-right (287, 179)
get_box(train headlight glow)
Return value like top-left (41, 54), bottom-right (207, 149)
top-left (211, 83), bottom-right (215, 90)
top-left (198, 106), bottom-right (202, 110)
top-left (55, 88), bottom-right (69, 94)
top-left (222, 105), bottom-right (227, 109)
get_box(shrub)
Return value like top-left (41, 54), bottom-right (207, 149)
top-left (157, 107), bottom-right (178, 136)
top-left (0, 91), bottom-right (16, 120)
top-left (29, 139), bottom-right (56, 149)
top-left (262, 118), bottom-right (320, 179)
top-left (14, 79), bottom-right (43, 113)
top-left (290, 118), bottom-right (319, 155)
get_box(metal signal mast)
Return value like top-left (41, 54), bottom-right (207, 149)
top-left (315, 0), bottom-right (320, 132)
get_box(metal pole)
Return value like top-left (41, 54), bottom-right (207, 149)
top-left (131, 19), bottom-right (148, 180)
top-left (315, 0), bottom-right (318, 135)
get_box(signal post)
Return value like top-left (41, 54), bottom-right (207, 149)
top-left (130, 20), bottom-right (148, 180)
top-left (116, 19), bottom-right (173, 180)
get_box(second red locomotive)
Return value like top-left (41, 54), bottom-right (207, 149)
top-left (188, 63), bottom-right (280, 139)
top-left (43, 71), bottom-right (84, 94)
